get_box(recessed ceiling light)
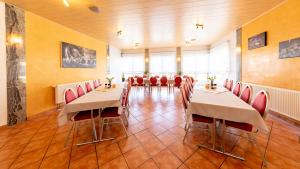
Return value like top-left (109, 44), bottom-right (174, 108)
top-left (63, 0), bottom-right (70, 7)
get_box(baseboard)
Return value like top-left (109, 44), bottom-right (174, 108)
top-left (26, 107), bottom-right (58, 120)
top-left (269, 110), bottom-right (300, 128)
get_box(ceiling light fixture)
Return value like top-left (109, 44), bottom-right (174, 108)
top-left (185, 41), bottom-right (191, 47)
top-left (117, 30), bottom-right (123, 38)
top-left (195, 23), bottom-right (204, 30)
top-left (63, 0), bottom-right (70, 7)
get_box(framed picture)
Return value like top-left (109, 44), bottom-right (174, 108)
top-left (279, 37), bottom-right (300, 59)
top-left (61, 42), bottom-right (96, 68)
top-left (248, 32), bottom-right (267, 50)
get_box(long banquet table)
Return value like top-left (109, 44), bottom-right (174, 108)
top-left (58, 85), bottom-right (124, 126)
top-left (186, 88), bottom-right (269, 133)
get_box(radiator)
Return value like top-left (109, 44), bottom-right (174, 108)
top-left (243, 83), bottom-right (300, 121)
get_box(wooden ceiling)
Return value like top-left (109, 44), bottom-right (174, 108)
top-left (2, 0), bottom-right (285, 49)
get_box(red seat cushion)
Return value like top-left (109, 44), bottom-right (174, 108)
top-left (101, 107), bottom-right (120, 118)
top-left (74, 110), bottom-right (99, 121)
top-left (192, 114), bottom-right (214, 124)
top-left (225, 121), bottom-right (253, 132)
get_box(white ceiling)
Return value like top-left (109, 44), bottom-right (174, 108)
top-left (3, 0), bottom-right (286, 49)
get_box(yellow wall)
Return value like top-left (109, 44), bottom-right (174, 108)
top-left (25, 12), bottom-right (107, 116)
top-left (242, 0), bottom-right (300, 91)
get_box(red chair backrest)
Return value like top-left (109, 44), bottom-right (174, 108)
top-left (160, 76), bottom-right (168, 85)
top-left (226, 80), bottom-right (233, 91)
top-left (240, 85), bottom-right (252, 103)
top-left (77, 85), bottom-right (85, 97)
top-left (180, 87), bottom-right (188, 109)
top-left (137, 77), bottom-right (143, 84)
top-left (183, 83), bottom-right (191, 102)
top-left (233, 82), bottom-right (241, 96)
top-left (175, 76), bottom-right (182, 85)
top-left (121, 90), bottom-right (128, 107)
top-left (155, 75), bottom-right (160, 78)
top-left (64, 89), bottom-right (77, 104)
top-left (98, 79), bottom-right (101, 86)
top-left (129, 77), bottom-right (134, 84)
top-left (223, 79), bottom-right (228, 87)
top-left (251, 90), bottom-right (269, 117)
top-left (143, 75), bottom-right (147, 78)
top-left (86, 82), bottom-right (92, 93)
top-left (93, 80), bottom-right (98, 89)
top-left (150, 77), bottom-right (157, 85)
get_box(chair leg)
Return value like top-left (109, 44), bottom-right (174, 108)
top-left (90, 110), bottom-right (97, 141)
top-left (248, 133), bottom-right (267, 167)
top-left (183, 124), bottom-right (190, 143)
top-left (99, 118), bottom-right (104, 140)
top-left (64, 122), bottom-right (75, 147)
top-left (221, 121), bottom-right (226, 152)
top-left (211, 122), bottom-right (216, 149)
top-left (120, 117), bottom-right (129, 137)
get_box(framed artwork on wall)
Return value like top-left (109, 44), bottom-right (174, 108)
top-left (248, 32), bottom-right (267, 50)
top-left (279, 37), bottom-right (300, 59)
top-left (61, 42), bottom-right (96, 68)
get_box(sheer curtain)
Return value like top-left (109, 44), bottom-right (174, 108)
top-left (209, 41), bottom-right (230, 84)
top-left (121, 53), bottom-right (144, 76)
top-left (182, 50), bottom-right (209, 84)
top-left (149, 52), bottom-right (176, 76)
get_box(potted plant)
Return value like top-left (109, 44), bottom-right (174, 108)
top-left (207, 75), bottom-right (216, 89)
top-left (177, 70), bottom-right (182, 76)
top-left (121, 73), bottom-right (125, 82)
top-left (144, 70), bottom-right (149, 77)
top-left (106, 76), bottom-right (114, 88)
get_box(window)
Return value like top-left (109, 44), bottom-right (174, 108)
top-left (209, 41), bottom-right (230, 84)
top-left (182, 50), bottom-right (209, 84)
top-left (149, 52), bottom-right (176, 76)
top-left (121, 53), bottom-right (144, 76)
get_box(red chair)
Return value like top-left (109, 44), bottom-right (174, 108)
top-left (222, 90), bottom-right (270, 163)
top-left (93, 80), bottom-right (99, 89)
top-left (143, 75), bottom-right (148, 78)
top-left (181, 87), bottom-right (215, 149)
top-left (226, 80), bottom-right (233, 91)
top-left (160, 76), bottom-right (168, 86)
top-left (149, 77), bottom-right (158, 92)
top-left (240, 85), bottom-right (252, 104)
top-left (159, 76), bottom-right (168, 91)
top-left (64, 88), bottom-right (99, 146)
top-left (232, 82), bottom-right (241, 96)
top-left (97, 79), bottom-right (101, 86)
top-left (223, 79), bottom-right (228, 87)
top-left (136, 77), bottom-right (144, 86)
top-left (85, 82), bottom-right (93, 93)
top-left (77, 85), bottom-right (85, 97)
top-left (129, 77), bottom-right (136, 86)
top-left (99, 89), bottom-right (130, 140)
top-left (155, 75), bottom-right (160, 78)
top-left (174, 76), bottom-right (182, 88)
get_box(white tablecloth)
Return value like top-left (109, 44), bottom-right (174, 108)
top-left (186, 88), bottom-right (269, 132)
top-left (57, 86), bottom-right (123, 126)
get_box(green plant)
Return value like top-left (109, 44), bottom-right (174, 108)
top-left (106, 76), bottom-right (114, 84)
top-left (177, 70), bottom-right (182, 76)
top-left (144, 70), bottom-right (149, 75)
top-left (121, 73), bottom-right (125, 82)
top-left (207, 75), bottom-right (216, 82)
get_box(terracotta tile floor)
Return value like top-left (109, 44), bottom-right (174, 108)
top-left (0, 88), bottom-right (300, 169)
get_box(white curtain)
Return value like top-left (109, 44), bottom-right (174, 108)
top-left (209, 41), bottom-right (230, 84)
top-left (121, 53), bottom-right (144, 76)
top-left (149, 52), bottom-right (176, 76)
top-left (182, 50), bottom-right (209, 84)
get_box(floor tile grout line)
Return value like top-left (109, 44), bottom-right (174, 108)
top-left (94, 142), bottom-right (100, 169)
top-left (117, 142), bottom-right (131, 169)
top-left (37, 127), bottom-right (59, 169)
top-left (8, 115), bottom-right (52, 169)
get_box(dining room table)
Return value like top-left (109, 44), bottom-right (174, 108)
top-left (57, 85), bottom-right (124, 145)
top-left (186, 86), bottom-right (269, 159)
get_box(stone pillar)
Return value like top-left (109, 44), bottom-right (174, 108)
top-left (0, 2), bottom-right (7, 126)
top-left (176, 47), bottom-right (181, 75)
top-left (145, 48), bottom-right (149, 73)
top-left (236, 28), bottom-right (242, 82)
top-left (5, 4), bottom-right (26, 125)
